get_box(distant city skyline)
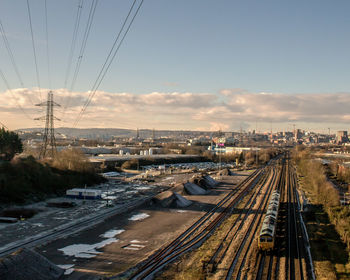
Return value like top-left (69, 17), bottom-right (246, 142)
top-left (1, 1), bottom-right (350, 131)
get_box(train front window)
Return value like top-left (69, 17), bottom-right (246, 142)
top-left (260, 237), bottom-right (265, 242)
top-left (267, 238), bottom-right (272, 242)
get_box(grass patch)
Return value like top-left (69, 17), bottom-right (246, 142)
top-left (298, 172), bottom-right (350, 279)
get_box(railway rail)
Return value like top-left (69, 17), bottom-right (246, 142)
top-left (128, 154), bottom-right (313, 280)
top-left (130, 165), bottom-right (269, 279)
top-left (224, 161), bottom-right (281, 280)
top-left (256, 156), bottom-right (311, 280)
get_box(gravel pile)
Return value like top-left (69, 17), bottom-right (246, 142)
top-left (0, 248), bottom-right (64, 280)
top-left (217, 168), bottom-right (233, 176)
top-left (183, 182), bottom-right (208, 195)
top-left (153, 191), bottom-right (192, 208)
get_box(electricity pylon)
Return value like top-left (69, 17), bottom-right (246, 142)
top-left (35, 91), bottom-right (60, 159)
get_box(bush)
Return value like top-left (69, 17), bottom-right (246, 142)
top-left (122, 159), bottom-right (139, 170)
top-left (0, 156), bottom-right (104, 204)
top-left (51, 148), bottom-right (93, 172)
top-left (0, 128), bottom-right (23, 160)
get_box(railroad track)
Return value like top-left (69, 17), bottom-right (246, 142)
top-left (256, 159), bottom-right (286, 280)
top-left (130, 165), bottom-right (268, 279)
top-left (225, 162), bottom-right (281, 280)
top-left (205, 168), bottom-right (275, 273)
top-left (257, 155), bottom-right (310, 280)
top-left (130, 154), bottom-right (313, 280)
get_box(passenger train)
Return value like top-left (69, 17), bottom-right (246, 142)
top-left (258, 190), bottom-right (280, 251)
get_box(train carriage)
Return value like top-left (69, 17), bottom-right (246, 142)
top-left (258, 190), bottom-right (280, 251)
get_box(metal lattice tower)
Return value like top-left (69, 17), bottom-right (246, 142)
top-left (35, 91), bottom-right (60, 159)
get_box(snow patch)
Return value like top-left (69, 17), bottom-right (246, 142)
top-left (59, 238), bottom-right (118, 258)
top-left (57, 264), bottom-right (75, 275)
top-left (102, 195), bottom-right (117, 200)
top-left (129, 244), bottom-right (145, 248)
top-left (100, 229), bottom-right (125, 238)
top-left (136, 186), bottom-right (151, 190)
top-left (128, 213), bottom-right (150, 221)
top-left (124, 247), bottom-right (139, 250)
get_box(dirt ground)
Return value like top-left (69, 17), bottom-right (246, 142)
top-left (35, 171), bottom-right (251, 280)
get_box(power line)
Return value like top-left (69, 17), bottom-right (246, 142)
top-left (0, 68), bottom-right (33, 121)
top-left (69, 0), bottom-right (98, 92)
top-left (0, 20), bottom-right (24, 88)
top-left (0, 18), bottom-right (38, 107)
top-left (60, 0), bottom-right (84, 118)
top-left (88, 0), bottom-right (138, 95)
top-left (63, 0), bottom-right (83, 90)
top-left (0, 121), bottom-right (9, 130)
top-left (26, 0), bottom-right (42, 102)
top-left (62, 0), bottom-right (98, 120)
top-left (73, 0), bottom-right (144, 128)
top-left (44, 0), bottom-right (51, 89)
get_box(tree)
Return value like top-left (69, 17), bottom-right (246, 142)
top-left (0, 128), bottom-right (23, 160)
top-left (51, 148), bottom-right (93, 172)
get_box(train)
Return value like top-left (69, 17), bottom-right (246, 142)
top-left (258, 189), bottom-right (280, 251)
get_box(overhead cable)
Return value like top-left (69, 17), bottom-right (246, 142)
top-left (63, 0), bottom-right (84, 89)
top-left (44, 0), bottom-right (51, 89)
top-left (69, 0), bottom-right (98, 92)
top-left (62, 0), bottom-right (98, 120)
top-left (0, 20), bottom-right (24, 88)
top-left (0, 120), bottom-right (9, 130)
top-left (0, 68), bottom-right (33, 121)
top-left (73, 0), bottom-right (144, 128)
top-left (0, 18), bottom-right (37, 106)
top-left (26, 0), bottom-right (43, 102)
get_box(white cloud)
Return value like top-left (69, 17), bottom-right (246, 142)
top-left (1, 87), bottom-right (350, 131)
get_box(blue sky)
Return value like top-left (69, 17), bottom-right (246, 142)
top-left (1, 0), bottom-right (350, 130)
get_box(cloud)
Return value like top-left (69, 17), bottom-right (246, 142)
top-left (1, 87), bottom-right (350, 131)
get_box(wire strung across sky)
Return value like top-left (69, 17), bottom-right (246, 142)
top-left (63, 0), bottom-right (84, 91)
top-left (0, 120), bottom-right (9, 130)
top-left (0, 68), bottom-right (33, 121)
top-left (0, 14), bottom-right (39, 121)
top-left (72, 0), bottom-right (144, 128)
top-left (26, 0), bottom-right (43, 103)
top-left (0, 1), bottom-right (145, 129)
top-left (0, 20), bottom-right (24, 89)
top-left (44, 0), bottom-right (51, 89)
top-left (61, 0), bottom-right (98, 121)
top-left (69, 0), bottom-right (98, 92)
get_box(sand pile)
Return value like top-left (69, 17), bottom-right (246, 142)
top-left (153, 191), bottom-right (192, 208)
top-left (0, 248), bottom-right (64, 280)
top-left (203, 175), bottom-right (219, 187)
top-left (173, 192), bottom-right (192, 207)
top-left (217, 168), bottom-right (233, 176)
top-left (189, 176), bottom-right (211, 190)
top-left (189, 174), bottom-right (219, 189)
top-left (183, 182), bottom-right (208, 195)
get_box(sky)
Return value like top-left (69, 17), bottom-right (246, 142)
top-left (1, 0), bottom-right (350, 132)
